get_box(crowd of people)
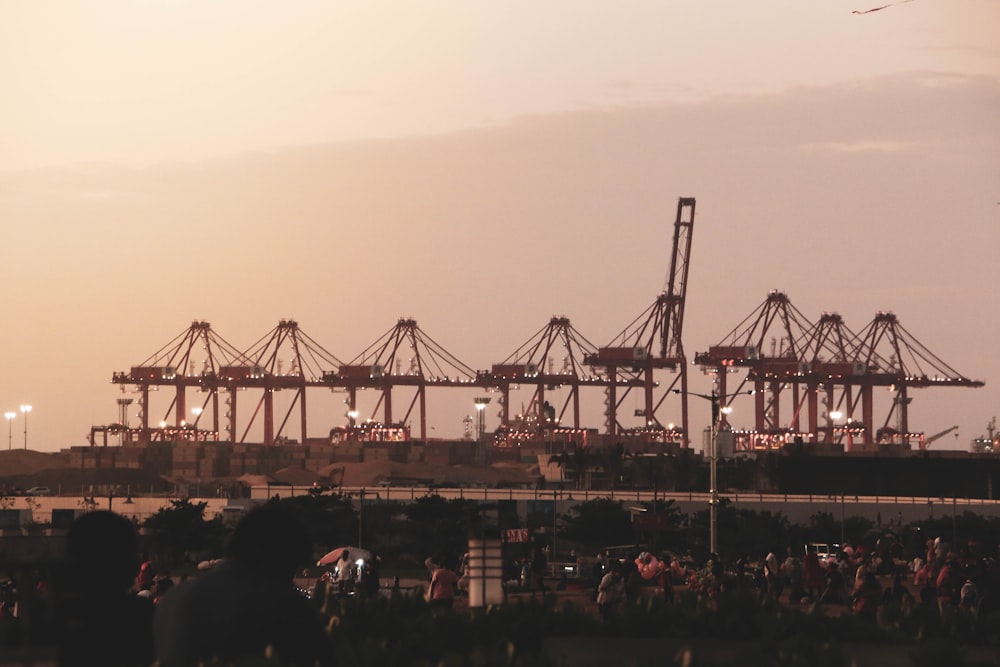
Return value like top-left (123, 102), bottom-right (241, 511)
top-left (0, 507), bottom-right (334, 666)
top-left (572, 534), bottom-right (1000, 622)
top-left (3, 511), bottom-right (1000, 663)
top-left (746, 535), bottom-right (1000, 618)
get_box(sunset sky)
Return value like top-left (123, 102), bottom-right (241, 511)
top-left (1, 1), bottom-right (998, 453)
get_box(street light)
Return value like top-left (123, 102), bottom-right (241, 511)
top-left (20, 405), bottom-right (31, 450)
top-left (474, 397), bottom-right (491, 465)
top-left (4, 412), bottom-right (15, 451)
top-left (191, 407), bottom-right (203, 442)
top-left (828, 410), bottom-right (843, 444)
top-left (674, 388), bottom-right (752, 555)
top-left (473, 397), bottom-right (491, 439)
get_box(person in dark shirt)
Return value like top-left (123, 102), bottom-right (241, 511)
top-left (55, 510), bottom-right (155, 667)
top-left (153, 504), bottom-right (332, 667)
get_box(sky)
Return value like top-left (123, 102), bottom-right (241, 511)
top-left (1, 0), bottom-right (998, 454)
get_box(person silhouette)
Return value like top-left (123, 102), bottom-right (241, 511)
top-left (55, 510), bottom-right (154, 666)
top-left (153, 504), bottom-right (332, 667)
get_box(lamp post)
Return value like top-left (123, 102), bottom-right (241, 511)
top-left (674, 389), bottom-right (751, 556)
top-left (828, 410), bottom-right (842, 444)
top-left (20, 405), bottom-right (31, 450)
top-left (4, 412), bottom-right (15, 451)
top-left (474, 397), bottom-right (491, 465)
top-left (191, 407), bottom-right (203, 442)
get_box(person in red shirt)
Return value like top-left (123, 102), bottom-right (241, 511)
top-left (427, 556), bottom-right (459, 612)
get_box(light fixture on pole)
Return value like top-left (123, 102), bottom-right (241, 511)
top-left (673, 388), bottom-right (752, 556)
top-left (474, 397), bottom-right (491, 464)
top-left (828, 410), bottom-right (843, 444)
top-left (473, 397), bottom-right (491, 440)
top-left (191, 406), bottom-right (203, 441)
top-left (4, 412), bottom-right (15, 451)
top-left (710, 404), bottom-right (732, 556)
top-left (20, 405), bottom-right (31, 450)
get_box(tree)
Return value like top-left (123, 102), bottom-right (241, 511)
top-left (560, 499), bottom-right (634, 553)
top-left (689, 503), bottom-right (794, 561)
top-left (400, 495), bottom-right (481, 563)
top-left (143, 498), bottom-right (226, 571)
top-left (270, 490), bottom-right (358, 551)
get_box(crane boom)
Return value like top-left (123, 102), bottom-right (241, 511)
top-left (659, 197), bottom-right (695, 358)
top-left (924, 425), bottom-right (959, 448)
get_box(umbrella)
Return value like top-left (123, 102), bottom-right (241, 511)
top-left (317, 546), bottom-right (372, 566)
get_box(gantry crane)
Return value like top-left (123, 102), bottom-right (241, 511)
top-left (334, 318), bottom-right (488, 441)
top-left (488, 316), bottom-right (613, 447)
top-left (584, 197), bottom-right (695, 446)
top-left (695, 294), bottom-right (984, 450)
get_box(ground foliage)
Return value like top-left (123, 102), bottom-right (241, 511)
top-left (303, 584), bottom-right (999, 667)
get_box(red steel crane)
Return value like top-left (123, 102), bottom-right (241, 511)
top-left (112, 320), bottom-right (347, 446)
top-left (585, 197), bottom-right (695, 446)
top-left (695, 293), bottom-right (984, 451)
top-left (489, 316), bottom-right (612, 447)
top-left (234, 319), bottom-right (346, 445)
top-left (337, 318), bottom-right (487, 441)
top-left (111, 321), bottom-right (248, 444)
top-left (852, 311), bottom-right (984, 447)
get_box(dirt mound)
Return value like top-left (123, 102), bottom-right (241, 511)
top-left (0, 451), bottom-right (171, 494)
top-left (0, 450), bottom-right (70, 475)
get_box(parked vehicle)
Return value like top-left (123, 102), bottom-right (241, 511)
top-left (804, 542), bottom-right (840, 566)
top-left (25, 486), bottom-right (51, 496)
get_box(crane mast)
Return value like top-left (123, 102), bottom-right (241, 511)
top-left (584, 196), bottom-right (696, 446)
top-left (661, 197), bottom-right (695, 359)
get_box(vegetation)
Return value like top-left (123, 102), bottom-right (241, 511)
top-left (4, 493), bottom-right (1000, 665)
top-left (142, 498), bottom-right (226, 571)
top-left (287, 583), bottom-right (1000, 666)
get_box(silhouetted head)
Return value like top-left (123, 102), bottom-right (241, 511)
top-left (66, 510), bottom-right (140, 594)
top-left (227, 504), bottom-right (312, 581)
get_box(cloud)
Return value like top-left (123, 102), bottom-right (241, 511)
top-left (802, 140), bottom-right (916, 153)
top-left (2, 72), bottom-right (996, 450)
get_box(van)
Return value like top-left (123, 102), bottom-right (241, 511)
top-left (804, 542), bottom-right (840, 566)
top-left (25, 486), bottom-right (51, 496)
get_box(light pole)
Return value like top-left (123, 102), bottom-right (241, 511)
top-left (474, 397), bottom-right (491, 465)
top-left (20, 405), bottom-right (31, 450)
top-left (828, 410), bottom-right (842, 444)
top-left (191, 407), bottom-right (203, 442)
top-left (674, 389), bottom-right (750, 556)
top-left (4, 412), bottom-right (15, 451)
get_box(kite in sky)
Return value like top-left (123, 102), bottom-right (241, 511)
top-left (853, 0), bottom-right (915, 14)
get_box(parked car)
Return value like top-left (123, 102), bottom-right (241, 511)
top-left (25, 486), bottom-right (51, 496)
top-left (804, 542), bottom-right (840, 566)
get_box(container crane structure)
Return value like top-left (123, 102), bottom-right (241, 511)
top-left (112, 320), bottom-right (347, 446)
top-left (333, 318), bottom-right (487, 441)
top-left (585, 197), bottom-right (695, 446)
top-left (695, 292), bottom-right (984, 451)
top-left (102, 196), bottom-right (985, 457)
top-left (234, 319), bottom-right (346, 445)
top-left (852, 312), bottom-right (983, 446)
top-left (111, 321), bottom-right (248, 444)
top-left (488, 316), bottom-right (614, 447)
